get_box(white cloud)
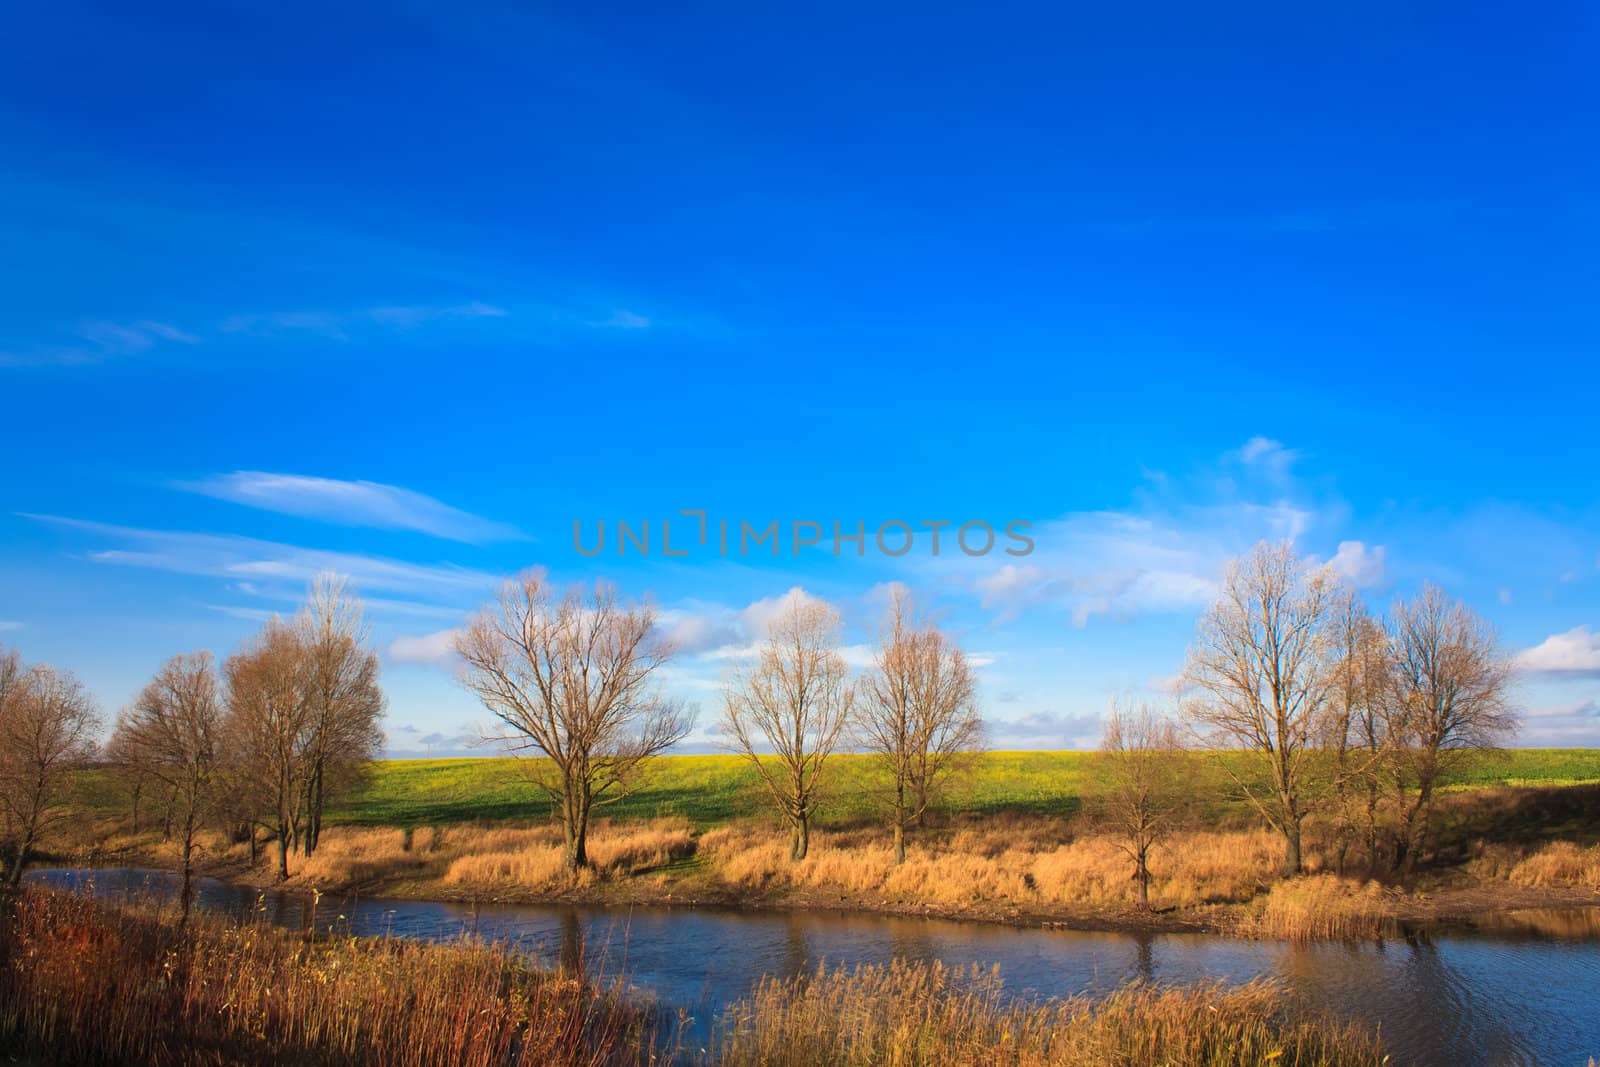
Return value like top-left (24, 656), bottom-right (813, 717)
top-left (659, 587), bottom-right (871, 667)
top-left (0, 620), bottom-right (21, 631)
top-left (1523, 698), bottom-right (1598, 720)
top-left (22, 514), bottom-right (494, 597)
top-left (987, 709), bottom-right (1104, 746)
top-left (1328, 540), bottom-right (1386, 587)
top-left (944, 438), bottom-right (1335, 627)
top-left (179, 471), bottom-right (522, 543)
top-left (1516, 698), bottom-right (1600, 747)
top-left (390, 628), bottom-right (462, 668)
top-left (967, 512), bottom-right (1291, 626)
top-left (383, 725), bottom-right (484, 758)
top-left (1516, 626), bottom-right (1600, 679)
top-left (1231, 436), bottom-right (1298, 473)
top-left (654, 604), bottom-right (745, 656)
top-left (740, 586), bottom-right (832, 635)
top-left (838, 643), bottom-right (877, 668)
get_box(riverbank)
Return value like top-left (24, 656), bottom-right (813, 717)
top-left (49, 802), bottom-right (1600, 940)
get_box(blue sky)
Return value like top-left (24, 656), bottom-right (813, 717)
top-left (2, 3), bottom-right (1597, 752)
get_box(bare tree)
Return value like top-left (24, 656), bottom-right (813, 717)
top-left (857, 589), bottom-right (982, 863)
top-left (723, 594), bottom-right (855, 862)
top-left (455, 574), bottom-right (689, 873)
top-left (1086, 701), bottom-right (1188, 909)
top-left (0, 656), bottom-right (101, 886)
top-left (223, 618), bottom-right (311, 880)
top-left (112, 652), bottom-right (223, 920)
top-left (296, 574), bottom-right (386, 857)
top-left (1384, 583), bottom-right (1516, 875)
top-left (1183, 542), bottom-right (1338, 875)
top-left (104, 727), bottom-right (156, 836)
top-left (1323, 589), bottom-right (1393, 874)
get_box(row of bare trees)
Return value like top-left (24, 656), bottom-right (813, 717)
top-left (456, 576), bottom-right (984, 872)
top-left (6, 542), bottom-right (1518, 922)
top-left (1092, 542), bottom-right (1518, 907)
top-left (722, 589), bottom-right (983, 863)
top-left (103, 575), bottom-right (385, 917)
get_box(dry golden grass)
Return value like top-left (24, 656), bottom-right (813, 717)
top-left (1247, 876), bottom-right (1397, 942)
top-left (711, 959), bottom-right (1386, 1066)
top-left (1468, 840), bottom-right (1600, 888)
top-left (291, 827), bottom-right (431, 885)
top-left (698, 825), bottom-right (1282, 910)
top-left (0, 888), bottom-right (655, 1066)
top-left (440, 819), bottom-right (695, 891)
top-left (1505, 842), bottom-right (1600, 888)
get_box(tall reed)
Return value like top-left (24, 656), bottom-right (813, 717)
top-left (0, 888), bottom-right (655, 1066)
top-left (710, 959), bottom-right (1386, 1066)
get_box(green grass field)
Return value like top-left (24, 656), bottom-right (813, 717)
top-left (323, 751), bottom-right (1099, 827)
top-left (315, 749), bottom-right (1600, 829)
top-left (71, 749), bottom-right (1600, 832)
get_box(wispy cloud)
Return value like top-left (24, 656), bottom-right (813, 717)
top-left (0, 621), bottom-right (22, 632)
top-left (21, 514), bottom-right (494, 597)
top-left (590, 309), bottom-right (651, 329)
top-left (6, 297), bottom-right (672, 367)
top-left (219, 302), bottom-right (507, 338)
top-left (178, 471), bottom-right (523, 543)
top-left (1517, 626), bottom-right (1600, 679)
top-left (78, 320), bottom-right (200, 351)
top-left (1, 318), bottom-right (199, 367)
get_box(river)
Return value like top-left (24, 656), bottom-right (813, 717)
top-left (24, 868), bottom-right (1600, 1066)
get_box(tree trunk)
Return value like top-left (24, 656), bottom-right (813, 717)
top-left (563, 794), bottom-right (590, 873)
top-left (790, 815), bottom-right (810, 861)
top-left (1282, 819), bottom-right (1303, 876)
top-left (893, 780), bottom-right (907, 865)
top-left (276, 826), bottom-right (290, 881)
top-left (913, 781), bottom-right (930, 828)
top-left (304, 765), bottom-right (324, 857)
top-left (1136, 847), bottom-right (1151, 910)
top-left (5, 829), bottom-right (33, 887)
top-left (179, 827), bottom-right (196, 924)
top-left (1396, 782), bottom-right (1432, 878)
